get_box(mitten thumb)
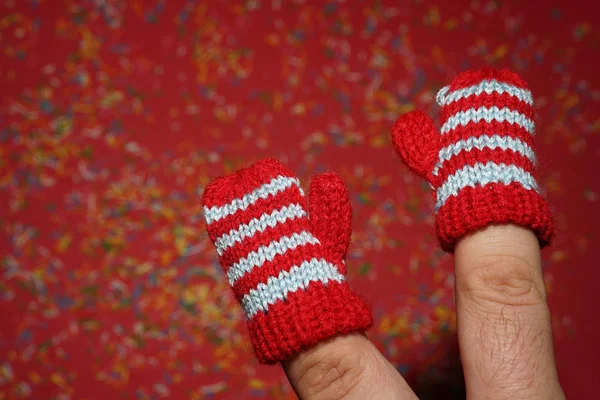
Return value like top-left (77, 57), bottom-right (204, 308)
top-left (308, 172), bottom-right (352, 272)
top-left (391, 110), bottom-right (440, 183)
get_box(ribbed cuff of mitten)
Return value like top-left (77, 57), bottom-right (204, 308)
top-left (202, 158), bottom-right (372, 364)
top-left (248, 280), bottom-right (372, 363)
top-left (435, 182), bottom-right (554, 252)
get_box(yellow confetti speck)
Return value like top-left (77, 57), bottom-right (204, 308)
top-left (249, 379), bottom-right (265, 389)
top-left (57, 233), bottom-right (72, 253)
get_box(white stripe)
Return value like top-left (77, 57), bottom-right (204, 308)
top-left (241, 258), bottom-right (344, 318)
top-left (436, 80), bottom-right (533, 106)
top-left (433, 135), bottom-right (536, 176)
top-left (227, 231), bottom-right (320, 285)
top-left (214, 203), bottom-right (307, 256)
top-left (440, 107), bottom-right (535, 135)
top-left (203, 175), bottom-right (302, 225)
top-left (435, 162), bottom-right (539, 212)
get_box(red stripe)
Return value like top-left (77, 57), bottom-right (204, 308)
top-left (435, 147), bottom-right (537, 184)
top-left (201, 158), bottom-right (297, 209)
top-left (230, 243), bottom-right (326, 299)
top-left (447, 68), bottom-right (529, 92)
top-left (205, 185), bottom-right (306, 243)
top-left (217, 214), bottom-right (311, 270)
top-left (440, 92), bottom-right (533, 126)
top-left (439, 120), bottom-right (535, 149)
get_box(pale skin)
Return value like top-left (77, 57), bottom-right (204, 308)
top-left (282, 225), bottom-right (566, 399)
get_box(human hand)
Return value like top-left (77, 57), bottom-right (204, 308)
top-left (202, 162), bottom-right (564, 399)
top-left (282, 225), bottom-right (564, 399)
top-left (202, 69), bottom-right (566, 399)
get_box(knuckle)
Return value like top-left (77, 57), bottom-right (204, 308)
top-left (457, 253), bottom-right (547, 310)
top-left (296, 347), bottom-right (368, 399)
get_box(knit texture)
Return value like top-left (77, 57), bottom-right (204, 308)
top-left (392, 68), bottom-right (554, 251)
top-left (202, 159), bottom-right (373, 364)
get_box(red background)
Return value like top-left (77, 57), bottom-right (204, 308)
top-left (1, 1), bottom-right (599, 398)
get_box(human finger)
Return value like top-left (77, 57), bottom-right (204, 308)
top-left (391, 67), bottom-right (563, 399)
top-left (455, 225), bottom-right (564, 399)
top-left (281, 172), bottom-right (417, 399)
top-left (202, 159), bottom-right (416, 399)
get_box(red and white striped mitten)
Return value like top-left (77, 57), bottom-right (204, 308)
top-left (202, 159), bottom-right (373, 364)
top-left (392, 68), bottom-right (554, 251)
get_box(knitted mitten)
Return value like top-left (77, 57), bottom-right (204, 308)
top-left (202, 159), bottom-right (373, 364)
top-left (392, 68), bottom-right (554, 251)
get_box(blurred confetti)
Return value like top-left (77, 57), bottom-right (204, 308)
top-left (1, 1), bottom-right (599, 398)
